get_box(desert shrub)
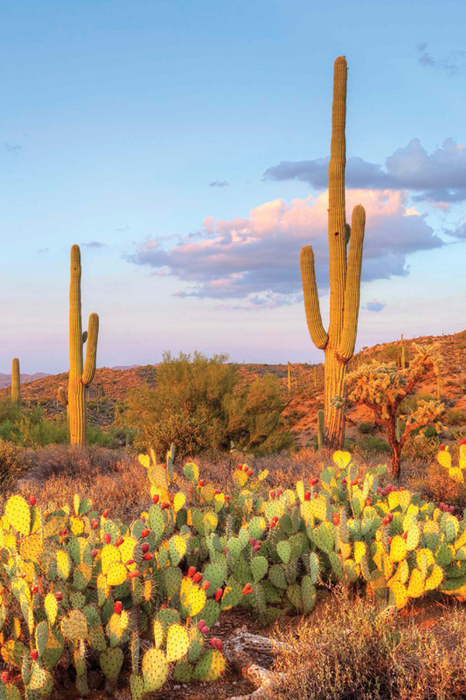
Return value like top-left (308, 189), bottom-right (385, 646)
top-left (445, 408), bottom-right (466, 426)
top-left (401, 434), bottom-right (440, 462)
top-left (424, 459), bottom-right (466, 506)
top-left (356, 435), bottom-right (391, 455)
top-left (273, 589), bottom-right (466, 700)
top-left (124, 351), bottom-right (292, 457)
top-left (358, 421), bottom-right (375, 434)
top-left (0, 439), bottom-right (28, 491)
top-left (16, 408), bottom-right (68, 447)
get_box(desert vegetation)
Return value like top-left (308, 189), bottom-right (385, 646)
top-left (0, 54), bottom-right (465, 700)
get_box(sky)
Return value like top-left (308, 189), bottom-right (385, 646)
top-left (1, 0), bottom-right (466, 373)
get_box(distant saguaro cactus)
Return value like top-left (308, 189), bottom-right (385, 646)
top-left (300, 56), bottom-right (366, 448)
top-left (59, 245), bottom-right (99, 446)
top-left (11, 358), bottom-right (20, 408)
top-left (400, 334), bottom-right (406, 370)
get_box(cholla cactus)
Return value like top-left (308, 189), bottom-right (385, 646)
top-left (347, 343), bottom-right (444, 478)
top-left (300, 57), bottom-right (366, 449)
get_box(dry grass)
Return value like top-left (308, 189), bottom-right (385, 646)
top-left (3, 445), bottom-right (150, 520)
top-left (272, 588), bottom-right (466, 700)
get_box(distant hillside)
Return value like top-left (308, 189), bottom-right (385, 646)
top-left (0, 372), bottom-right (50, 389)
top-left (1, 330), bottom-right (465, 442)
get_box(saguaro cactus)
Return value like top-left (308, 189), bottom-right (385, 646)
top-left (400, 334), bottom-right (406, 370)
top-left (59, 245), bottom-right (99, 446)
top-left (300, 56), bottom-right (366, 448)
top-left (11, 358), bottom-right (20, 408)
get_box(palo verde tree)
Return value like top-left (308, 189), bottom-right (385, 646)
top-left (58, 245), bottom-right (99, 446)
top-left (300, 56), bottom-right (366, 449)
top-left (347, 343), bottom-right (444, 479)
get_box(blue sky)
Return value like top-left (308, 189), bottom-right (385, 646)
top-left (1, 0), bottom-right (465, 372)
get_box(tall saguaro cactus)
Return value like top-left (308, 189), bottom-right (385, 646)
top-left (59, 245), bottom-right (99, 446)
top-left (11, 358), bottom-right (20, 408)
top-left (300, 56), bottom-right (366, 448)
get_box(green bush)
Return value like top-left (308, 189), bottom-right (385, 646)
top-left (357, 435), bottom-right (391, 455)
top-left (124, 351), bottom-right (292, 457)
top-left (358, 420), bottom-right (375, 434)
top-left (445, 408), bottom-right (466, 427)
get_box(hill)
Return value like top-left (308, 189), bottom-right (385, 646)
top-left (1, 330), bottom-right (465, 442)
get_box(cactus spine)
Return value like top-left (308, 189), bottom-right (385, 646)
top-left (317, 409), bottom-right (324, 450)
top-left (300, 57), bottom-right (366, 448)
top-left (11, 357), bottom-right (20, 407)
top-left (67, 244), bottom-right (99, 446)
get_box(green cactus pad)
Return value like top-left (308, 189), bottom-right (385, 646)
top-left (162, 566), bottom-right (182, 599)
top-left (129, 673), bottom-right (145, 700)
top-left (173, 659), bottom-right (194, 683)
top-left (193, 599), bottom-right (220, 629)
top-left (310, 522), bottom-right (335, 554)
top-left (193, 649), bottom-right (226, 682)
top-left (100, 647), bottom-right (124, 682)
top-left (61, 610), bottom-right (88, 641)
top-left (277, 540), bottom-right (291, 564)
top-left (301, 576), bottom-right (317, 613)
top-left (89, 624), bottom-right (107, 652)
top-left (251, 556), bottom-right (268, 583)
top-left (269, 565), bottom-right (287, 589)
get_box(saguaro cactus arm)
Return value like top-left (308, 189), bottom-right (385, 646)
top-left (300, 246), bottom-right (328, 350)
top-left (338, 204), bottom-right (366, 362)
top-left (58, 387), bottom-right (68, 406)
top-left (82, 313), bottom-right (99, 386)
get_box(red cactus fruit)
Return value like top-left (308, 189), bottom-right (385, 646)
top-left (304, 491), bottom-right (311, 501)
top-left (103, 533), bottom-right (111, 545)
top-left (198, 480), bottom-right (205, 487)
top-left (243, 583), bottom-right (253, 595)
top-left (128, 571), bottom-right (140, 578)
top-left (209, 638), bottom-right (223, 651)
top-left (332, 513), bottom-right (341, 526)
top-left (29, 496), bottom-right (37, 506)
top-left (143, 553), bottom-right (153, 561)
top-left (193, 572), bottom-right (203, 583)
top-left (215, 588), bottom-right (223, 601)
top-left (141, 543), bottom-right (150, 554)
top-left (141, 528), bottom-right (150, 538)
top-left (188, 566), bottom-right (196, 578)
top-left (152, 494), bottom-right (160, 504)
top-left (31, 651), bottom-right (38, 660)
top-left (91, 519), bottom-right (99, 529)
top-left (102, 508), bottom-right (109, 518)
top-left (114, 601), bottom-right (122, 614)
top-left (201, 580), bottom-right (211, 590)
top-left (55, 592), bottom-right (63, 602)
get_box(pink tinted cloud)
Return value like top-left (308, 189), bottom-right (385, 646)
top-left (129, 189), bottom-right (442, 307)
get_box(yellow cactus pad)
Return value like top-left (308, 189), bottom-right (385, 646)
top-left (5, 496), bottom-right (30, 536)
top-left (166, 624), bottom-right (190, 662)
